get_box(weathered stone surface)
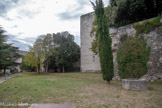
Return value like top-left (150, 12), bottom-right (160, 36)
top-left (140, 73), bottom-right (162, 82)
top-left (80, 12), bottom-right (101, 72)
top-left (122, 79), bottom-right (147, 90)
top-left (80, 12), bottom-right (162, 81)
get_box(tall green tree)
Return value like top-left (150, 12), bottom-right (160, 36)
top-left (91, 0), bottom-right (114, 82)
top-left (24, 48), bottom-right (38, 71)
top-left (24, 31), bottom-right (80, 73)
top-left (42, 34), bottom-right (57, 73)
top-left (0, 27), bottom-right (6, 44)
top-left (0, 44), bottom-right (20, 73)
top-left (24, 47), bottom-right (44, 74)
top-left (0, 27), bottom-right (6, 70)
top-left (33, 37), bottom-right (45, 74)
top-left (24, 37), bottom-right (45, 74)
top-left (0, 26), bottom-right (21, 73)
top-left (53, 32), bottom-right (80, 73)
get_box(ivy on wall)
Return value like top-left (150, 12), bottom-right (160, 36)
top-left (90, 0), bottom-right (162, 55)
top-left (90, 7), bottom-right (111, 55)
top-left (90, 16), bottom-right (98, 55)
top-left (133, 16), bottom-right (162, 36)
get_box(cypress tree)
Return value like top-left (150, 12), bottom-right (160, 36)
top-left (91, 0), bottom-right (114, 82)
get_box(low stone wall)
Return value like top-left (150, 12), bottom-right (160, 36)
top-left (109, 18), bottom-right (162, 81)
top-left (122, 79), bottom-right (147, 90)
top-left (80, 12), bottom-right (162, 81)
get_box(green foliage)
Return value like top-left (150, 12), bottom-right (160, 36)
top-left (90, 6), bottom-right (112, 55)
top-left (91, 0), bottom-right (114, 82)
top-left (107, 0), bottom-right (162, 27)
top-left (148, 87), bottom-right (155, 91)
top-left (24, 49), bottom-right (39, 68)
top-left (24, 44), bottom-right (44, 74)
top-left (109, 0), bottom-right (146, 26)
top-left (54, 32), bottom-right (80, 72)
top-left (117, 37), bottom-right (150, 79)
top-left (90, 16), bottom-right (98, 55)
top-left (24, 31), bottom-right (80, 73)
top-left (90, 1), bottom-right (162, 54)
top-left (91, 0), bottom-right (162, 31)
top-left (10, 68), bottom-right (18, 74)
top-left (0, 27), bottom-right (6, 43)
top-left (0, 26), bottom-right (21, 71)
top-left (20, 58), bottom-right (35, 71)
top-left (90, 38), bottom-right (98, 55)
top-left (133, 16), bottom-right (162, 35)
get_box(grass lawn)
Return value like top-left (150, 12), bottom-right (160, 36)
top-left (0, 72), bottom-right (162, 108)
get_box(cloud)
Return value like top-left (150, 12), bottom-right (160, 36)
top-left (0, 0), bottom-right (19, 14)
top-left (57, 0), bottom-right (109, 20)
top-left (8, 39), bottom-right (30, 51)
top-left (0, 0), bottom-right (41, 20)
top-left (74, 36), bottom-right (80, 46)
top-left (0, 0), bottom-right (109, 51)
top-left (57, 0), bottom-right (90, 20)
top-left (0, 0), bottom-right (25, 19)
top-left (7, 35), bottom-right (36, 51)
top-left (58, 13), bottom-right (82, 20)
top-left (17, 9), bottom-right (41, 19)
top-left (8, 34), bottom-right (80, 51)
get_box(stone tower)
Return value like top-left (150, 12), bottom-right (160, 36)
top-left (80, 12), bottom-right (101, 72)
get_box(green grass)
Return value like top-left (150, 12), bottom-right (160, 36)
top-left (0, 72), bottom-right (162, 108)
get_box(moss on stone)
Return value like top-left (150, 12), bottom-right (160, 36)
top-left (133, 16), bottom-right (162, 36)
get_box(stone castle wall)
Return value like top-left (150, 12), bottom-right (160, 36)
top-left (80, 12), bottom-right (101, 72)
top-left (80, 12), bottom-right (162, 81)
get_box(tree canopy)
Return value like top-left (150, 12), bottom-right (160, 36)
top-left (108, 0), bottom-right (162, 26)
top-left (0, 26), bottom-right (21, 73)
top-left (24, 31), bottom-right (80, 73)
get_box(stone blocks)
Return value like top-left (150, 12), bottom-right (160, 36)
top-left (122, 79), bottom-right (147, 90)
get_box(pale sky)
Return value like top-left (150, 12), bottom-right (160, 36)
top-left (0, 0), bottom-right (109, 51)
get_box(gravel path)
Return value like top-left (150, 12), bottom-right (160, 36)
top-left (29, 103), bottom-right (71, 108)
top-left (0, 73), bottom-right (22, 84)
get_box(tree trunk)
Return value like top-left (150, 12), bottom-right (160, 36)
top-left (37, 64), bottom-right (40, 74)
top-left (63, 65), bottom-right (65, 73)
top-left (37, 56), bottom-right (40, 74)
top-left (46, 63), bottom-right (48, 73)
top-left (3, 68), bottom-right (6, 74)
top-left (107, 81), bottom-right (110, 84)
top-left (37, 67), bottom-right (39, 74)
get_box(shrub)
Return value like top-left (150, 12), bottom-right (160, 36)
top-left (117, 37), bottom-right (150, 79)
top-left (133, 16), bottom-right (162, 35)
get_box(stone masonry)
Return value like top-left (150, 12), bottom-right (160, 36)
top-left (80, 12), bottom-right (101, 72)
top-left (80, 12), bottom-right (162, 81)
